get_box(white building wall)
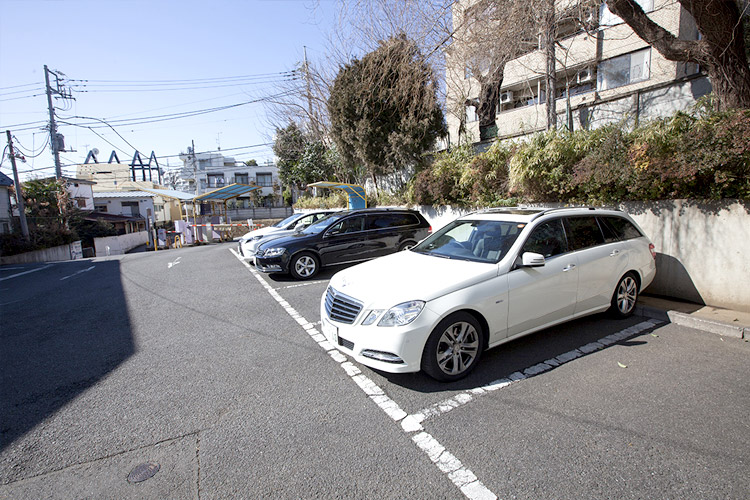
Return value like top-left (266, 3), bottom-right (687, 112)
top-left (445, 0), bottom-right (700, 146)
top-left (0, 186), bottom-right (12, 234)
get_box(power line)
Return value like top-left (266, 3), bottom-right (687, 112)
top-left (58, 90), bottom-right (299, 129)
top-left (67, 71), bottom-right (298, 85)
top-left (0, 82), bottom-right (40, 91)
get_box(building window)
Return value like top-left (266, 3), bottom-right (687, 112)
top-left (207, 175), bottom-right (225, 188)
top-left (75, 198), bottom-right (87, 208)
top-left (235, 173), bottom-right (249, 184)
top-left (95, 204), bottom-right (108, 212)
top-left (121, 201), bottom-right (140, 217)
top-left (256, 173), bottom-right (273, 187)
top-left (599, 0), bottom-right (653, 27)
top-left (465, 105), bottom-right (478, 123)
top-left (597, 48), bottom-right (651, 91)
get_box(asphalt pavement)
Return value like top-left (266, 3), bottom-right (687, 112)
top-left (1, 244), bottom-right (748, 499)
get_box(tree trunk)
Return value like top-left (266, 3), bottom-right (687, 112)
top-left (545, 0), bottom-right (557, 130)
top-left (607, 0), bottom-right (750, 110)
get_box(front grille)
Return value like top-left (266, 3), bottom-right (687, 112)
top-left (338, 336), bottom-right (354, 350)
top-left (325, 286), bottom-right (363, 324)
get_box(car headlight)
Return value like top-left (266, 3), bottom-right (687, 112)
top-left (377, 301), bottom-right (425, 327)
top-left (262, 247), bottom-right (286, 258)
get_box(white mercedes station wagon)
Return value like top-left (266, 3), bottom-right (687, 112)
top-left (320, 207), bottom-right (656, 381)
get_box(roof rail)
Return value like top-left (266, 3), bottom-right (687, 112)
top-left (529, 206), bottom-right (623, 221)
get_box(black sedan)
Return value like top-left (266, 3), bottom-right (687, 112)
top-left (254, 208), bottom-right (431, 279)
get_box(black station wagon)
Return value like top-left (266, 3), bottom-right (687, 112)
top-left (254, 208), bottom-right (432, 280)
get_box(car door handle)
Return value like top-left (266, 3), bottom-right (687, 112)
top-left (563, 264), bottom-right (576, 272)
top-left (610, 250), bottom-right (621, 257)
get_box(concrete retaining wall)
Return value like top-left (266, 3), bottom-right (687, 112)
top-left (94, 231), bottom-right (149, 256)
top-left (416, 200), bottom-right (749, 312)
top-left (0, 241), bottom-right (83, 265)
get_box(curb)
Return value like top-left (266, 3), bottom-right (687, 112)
top-left (636, 305), bottom-right (747, 339)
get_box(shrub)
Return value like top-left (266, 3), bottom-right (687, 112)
top-left (461, 141), bottom-right (516, 206)
top-left (412, 144), bottom-right (475, 205)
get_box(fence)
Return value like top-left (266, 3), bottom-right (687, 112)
top-left (225, 206), bottom-right (293, 222)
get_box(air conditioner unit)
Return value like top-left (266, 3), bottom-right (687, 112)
top-left (500, 91), bottom-right (514, 104)
top-left (576, 68), bottom-right (593, 84)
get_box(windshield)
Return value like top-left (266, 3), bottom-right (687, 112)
top-left (273, 213), bottom-right (305, 228)
top-left (300, 212), bottom-right (348, 235)
top-left (413, 219), bottom-right (525, 263)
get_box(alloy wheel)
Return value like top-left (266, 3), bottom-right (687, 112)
top-left (435, 321), bottom-right (480, 376)
top-left (617, 275), bottom-right (638, 315)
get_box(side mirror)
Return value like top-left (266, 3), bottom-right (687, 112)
top-left (294, 223), bottom-right (306, 232)
top-left (521, 252), bottom-right (545, 267)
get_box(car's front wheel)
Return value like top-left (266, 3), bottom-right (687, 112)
top-left (290, 252), bottom-right (319, 280)
top-left (610, 272), bottom-right (639, 318)
top-left (421, 312), bottom-right (484, 382)
top-left (399, 241), bottom-right (416, 251)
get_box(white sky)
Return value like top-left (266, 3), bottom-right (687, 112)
top-left (0, 0), bottom-right (338, 180)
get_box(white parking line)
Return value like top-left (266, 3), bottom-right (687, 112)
top-left (274, 280), bottom-right (328, 290)
top-left (407, 319), bottom-right (661, 427)
top-left (60, 266), bottom-right (95, 281)
top-left (230, 248), bottom-right (497, 500)
top-left (0, 264), bottom-right (53, 281)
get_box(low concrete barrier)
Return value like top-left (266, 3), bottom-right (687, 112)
top-left (0, 241), bottom-right (83, 265)
top-left (94, 231), bottom-right (149, 256)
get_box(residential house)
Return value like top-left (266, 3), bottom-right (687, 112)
top-left (0, 171), bottom-right (13, 234)
top-left (446, 0), bottom-right (710, 148)
top-left (76, 150), bottom-right (185, 225)
top-left (176, 149), bottom-right (282, 208)
top-left (91, 191), bottom-right (155, 234)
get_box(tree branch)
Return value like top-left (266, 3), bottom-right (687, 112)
top-left (606, 0), bottom-right (707, 62)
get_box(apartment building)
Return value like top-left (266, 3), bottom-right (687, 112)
top-left (176, 149), bottom-right (282, 208)
top-left (446, 0), bottom-right (710, 147)
top-left (76, 151), bottom-right (182, 225)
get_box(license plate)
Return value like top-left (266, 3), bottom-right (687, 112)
top-left (322, 318), bottom-right (338, 345)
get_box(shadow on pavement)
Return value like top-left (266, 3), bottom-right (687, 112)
top-left (0, 260), bottom-right (134, 451)
top-left (376, 313), bottom-right (658, 394)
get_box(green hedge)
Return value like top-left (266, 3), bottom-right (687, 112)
top-left (412, 104), bottom-right (750, 206)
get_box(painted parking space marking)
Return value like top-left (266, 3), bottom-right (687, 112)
top-left (0, 264), bottom-right (53, 281)
top-left (274, 280), bottom-right (328, 290)
top-left (407, 319), bottom-right (661, 427)
top-left (231, 248), bottom-right (663, 499)
top-left (230, 248), bottom-right (496, 500)
top-left (60, 266), bottom-right (95, 281)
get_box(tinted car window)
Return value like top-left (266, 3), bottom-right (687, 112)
top-left (603, 216), bottom-right (643, 240)
top-left (367, 213), bottom-right (418, 230)
top-left (521, 219), bottom-right (567, 258)
top-left (596, 217), bottom-right (620, 243)
top-left (331, 216), bottom-right (365, 234)
top-left (302, 213), bottom-right (346, 234)
top-left (565, 216), bottom-right (605, 251)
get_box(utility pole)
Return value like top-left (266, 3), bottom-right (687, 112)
top-left (303, 46), bottom-right (319, 140)
top-left (6, 131), bottom-right (30, 239)
top-left (44, 65), bottom-right (63, 178)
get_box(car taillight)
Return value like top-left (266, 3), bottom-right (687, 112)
top-left (649, 243), bottom-right (656, 259)
top-left (428, 225), bottom-right (432, 233)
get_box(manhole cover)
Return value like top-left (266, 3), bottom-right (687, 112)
top-left (127, 462), bottom-right (160, 483)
